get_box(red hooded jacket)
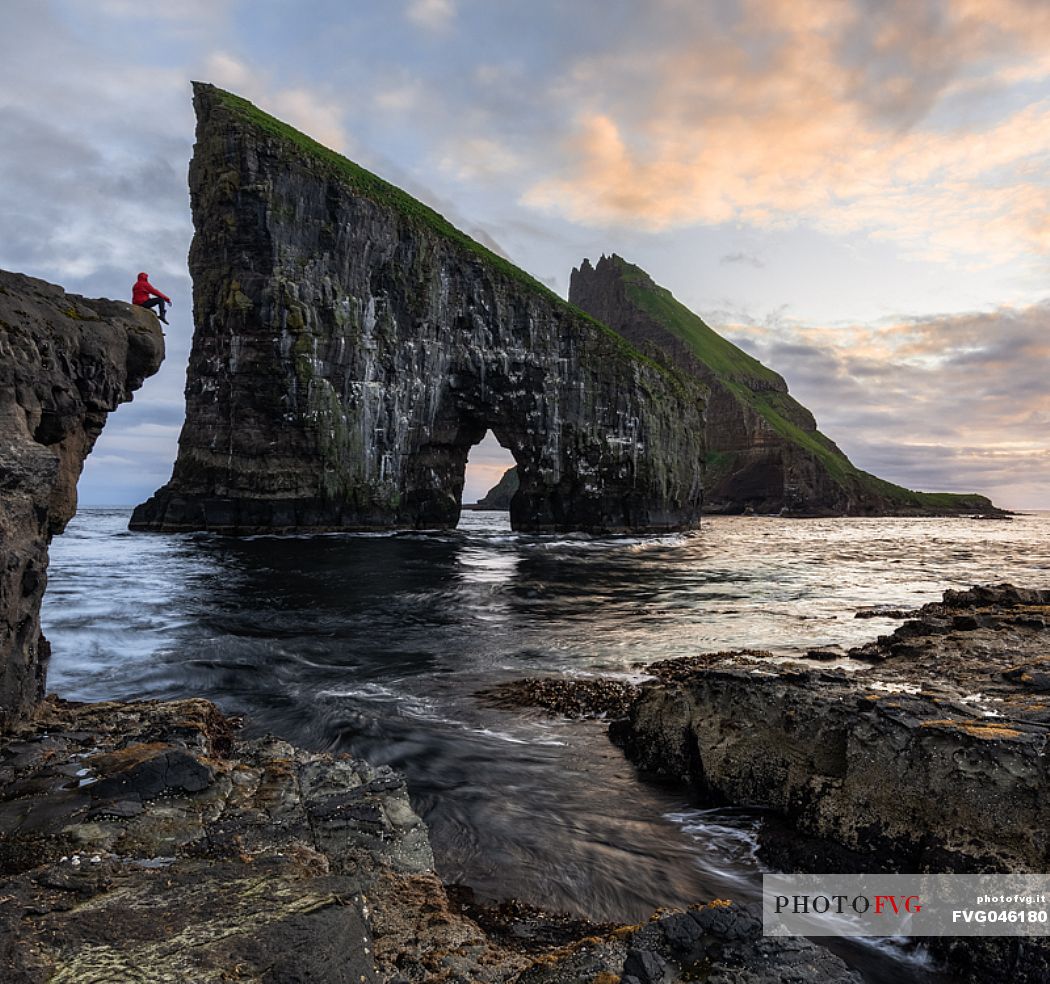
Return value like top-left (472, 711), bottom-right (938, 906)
top-left (132, 272), bottom-right (170, 306)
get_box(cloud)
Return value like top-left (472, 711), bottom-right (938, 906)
top-left (406, 0), bottom-right (456, 31)
top-left (0, 5), bottom-right (194, 289)
top-left (440, 136), bottom-right (522, 180)
top-left (520, 0), bottom-right (1050, 269)
top-left (716, 298), bottom-right (1050, 508)
top-left (0, 1), bottom-right (198, 507)
top-left (375, 81), bottom-right (424, 113)
top-left (72, 0), bottom-right (230, 23)
top-left (720, 252), bottom-right (764, 268)
top-left (0, 107), bottom-right (188, 283)
top-left (76, 0), bottom-right (216, 16)
top-left (203, 52), bottom-right (351, 152)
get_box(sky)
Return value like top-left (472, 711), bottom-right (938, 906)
top-left (1, 0), bottom-right (1048, 509)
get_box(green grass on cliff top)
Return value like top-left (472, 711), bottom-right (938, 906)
top-left (610, 257), bottom-right (991, 508)
top-left (617, 258), bottom-right (783, 390)
top-left (200, 84), bottom-right (668, 374)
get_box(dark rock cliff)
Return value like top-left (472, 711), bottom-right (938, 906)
top-left (0, 270), bottom-right (164, 728)
top-left (475, 465), bottom-right (519, 509)
top-left (131, 85), bottom-right (705, 535)
top-left (570, 254), bottom-right (997, 516)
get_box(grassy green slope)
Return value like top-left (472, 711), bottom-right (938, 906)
top-left (616, 258), bottom-right (855, 479)
top-left (619, 260), bottom-right (781, 387)
top-left (200, 84), bottom-right (661, 371)
top-left (612, 258), bottom-right (992, 510)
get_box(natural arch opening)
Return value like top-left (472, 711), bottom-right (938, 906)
top-left (461, 430), bottom-right (517, 514)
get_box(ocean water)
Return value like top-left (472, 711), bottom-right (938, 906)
top-left (42, 508), bottom-right (1050, 982)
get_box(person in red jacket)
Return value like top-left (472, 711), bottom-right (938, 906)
top-left (132, 272), bottom-right (172, 324)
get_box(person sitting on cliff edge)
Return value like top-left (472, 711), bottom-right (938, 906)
top-left (132, 271), bottom-right (172, 325)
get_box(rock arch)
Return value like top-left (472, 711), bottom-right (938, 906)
top-left (131, 84), bottom-right (705, 534)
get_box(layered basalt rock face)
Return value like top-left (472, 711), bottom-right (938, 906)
top-left (570, 254), bottom-right (996, 516)
top-left (0, 270), bottom-right (164, 728)
top-left (131, 84), bottom-right (705, 535)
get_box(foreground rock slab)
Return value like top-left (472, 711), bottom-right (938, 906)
top-left (0, 270), bottom-right (164, 728)
top-left (0, 696), bottom-right (526, 983)
top-left (514, 901), bottom-right (860, 984)
top-left (0, 697), bottom-right (861, 982)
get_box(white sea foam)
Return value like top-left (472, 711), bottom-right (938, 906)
top-left (469, 727), bottom-right (566, 746)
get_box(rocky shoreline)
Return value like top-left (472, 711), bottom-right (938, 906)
top-left (0, 695), bottom-right (862, 983)
top-left (489, 583), bottom-right (1050, 879)
top-left (0, 187), bottom-right (1041, 983)
top-left (0, 74), bottom-right (1041, 981)
top-left (617, 583), bottom-right (1050, 874)
top-left (0, 263), bottom-right (858, 983)
top-left (9, 580), bottom-right (1048, 980)
top-left (490, 583), bottom-right (1050, 982)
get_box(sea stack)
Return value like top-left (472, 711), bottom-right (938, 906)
top-left (131, 84), bottom-right (705, 535)
top-left (0, 270), bottom-right (164, 727)
top-left (570, 254), bottom-right (996, 516)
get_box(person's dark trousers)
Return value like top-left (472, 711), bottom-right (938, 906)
top-left (139, 297), bottom-right (167, 321)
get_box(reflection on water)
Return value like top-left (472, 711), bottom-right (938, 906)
top-left (42, 508), bottom-right (1050, 983)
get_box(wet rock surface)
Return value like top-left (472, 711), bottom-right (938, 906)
top-left (132, 85), bottom-right (705, 535)
top-left (617, 584), bottom-right (1050, 874)
top-left (0, 696), bottom-right (520, 983)
top-left (477, 676), bottom-right (642, 719)
top-left (477, 652), bottom-right (778, 720)
top-left (514, 901), bottom-right (860, 984)
top-left (0, 269), bottom-right (164, 728)
top-left (447, 886), bottom-right (620, 953)
top-left (0, 697), bottom-right (860, 982)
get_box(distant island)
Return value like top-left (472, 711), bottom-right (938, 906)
top-left (474, 254), bottom-right (998, 517)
